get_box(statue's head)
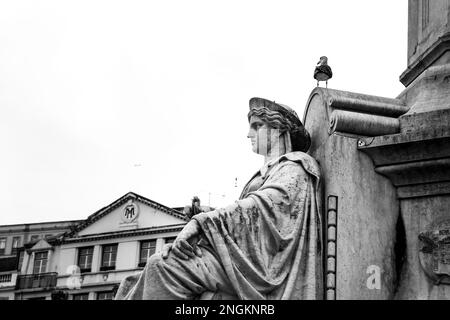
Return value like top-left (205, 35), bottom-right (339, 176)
top-left (192, 196), bottom-right (200, 206)
top-left (247, 97), bottom-right (310, 157)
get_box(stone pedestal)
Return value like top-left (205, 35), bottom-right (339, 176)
top-left (318, 0), bottom-right (450, 299)
top-left (303, 88), bottom-right (405, 299)
top-left (358, 119), bottom-right (450, 298)
top-left (357, 63), bottom-right (450, 298)
top-left (355, 0), bottom-right (450, 299)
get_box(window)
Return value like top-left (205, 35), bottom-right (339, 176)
top-left (0, 274), bottom-right (12, 283)
top-left (139, 240), bottom-right (156, 267)
top-left (100, 244), bottom-right (117, 271)
top-left (73, 293), bottom-right (89, 300)
top-left (77, 247), bottom-right (94, 273)
top-left (51, 291), bottom-right (68, 300)
top-left (17, 250), bottom-right (25, 271)
top-left (97, 291), bottom-right (114, 300)
top-left (12, 237), bottom-right (21, 255)
top-left (165, 237), bottom-right (176, 244)
top-left (0, 238), bottom-right (6, 255)
top-left (33, 251), bottom-right (48, 274)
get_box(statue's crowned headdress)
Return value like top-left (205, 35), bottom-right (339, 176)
top-left (248, 97), bottom-right (311, 152)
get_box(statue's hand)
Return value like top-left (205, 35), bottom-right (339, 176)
top-left (162, 219), bottom-right (203, 260)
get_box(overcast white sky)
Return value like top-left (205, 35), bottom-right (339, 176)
top-left (1, 1), bottom-right (408, 225)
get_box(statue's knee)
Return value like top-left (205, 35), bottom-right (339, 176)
top-left (147, 251), bottom-right (199, 273)
top-left (123, 274), bottom-right (138, 286)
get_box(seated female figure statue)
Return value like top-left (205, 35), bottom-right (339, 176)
top-left (115, 97), bottom-right (323, 300)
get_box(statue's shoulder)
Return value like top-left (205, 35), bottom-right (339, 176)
top-left (279, 152), bottom-right (321, 180)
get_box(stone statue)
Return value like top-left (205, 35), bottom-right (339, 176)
top-left (115, 97), bottom-right (323, 300)
top-left (183, 196), bottom-right (213, 220)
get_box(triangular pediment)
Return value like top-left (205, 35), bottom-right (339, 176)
top-left (74, 192), bottom-right (187, 237)
top-left (30, 239), bottom-right (53, 251)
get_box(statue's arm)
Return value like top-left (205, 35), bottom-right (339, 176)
top-left (192, 161), bottom-right (307, 243)
top-left (162, 218), bottom-right (203, 260)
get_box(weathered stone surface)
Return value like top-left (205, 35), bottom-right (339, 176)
top-left (397, 181), bottom-right (450, 199)
top-left (299, 1), bottom-right (450, 300)
top-left (330, 110), bottom-right (399, 136)
top-left (326, 89), bottom-right (408, 117)
top-left (304, 89), bottom-right (400, 300)
top-left (356, 2), bottom-right (450, 300)
top-left (304, 88), bottom-right (407, 138)
top-left (398, 64), bottom-right (450, 114)
top-left (358, 127), bottom-right (450, 167)
top-left (357, 93), bottom-right (450, 299)
top-left (396, 196), bottom-right (450, 299)
top-left (418, 219), bottom-right (450, 285)
top-left (401, 0), bottom-right (450, 86)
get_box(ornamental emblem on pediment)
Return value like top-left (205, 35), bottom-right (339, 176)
top-left (418, 219), bottom-right (450, 285)
top-left (121, 200), bottom-right (139, 223)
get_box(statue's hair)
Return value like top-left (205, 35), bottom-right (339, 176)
top-left (248, 98), bottom-right (311, 153)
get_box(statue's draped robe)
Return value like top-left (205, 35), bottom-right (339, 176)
top-left (115, 151), bottom-right (323, 300)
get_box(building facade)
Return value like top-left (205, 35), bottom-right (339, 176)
top-left (0, 220), bottom-right (82, 300)
top-left (0, 192), bottom-right (187, 300)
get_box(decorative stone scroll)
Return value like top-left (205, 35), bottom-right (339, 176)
top-left (329, 110), bottom-right (399, 136)
top-left (305, 88), bottom-right (408, 137)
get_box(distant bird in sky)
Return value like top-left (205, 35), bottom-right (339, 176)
top-left (314, 56), bottom-right (333, 88)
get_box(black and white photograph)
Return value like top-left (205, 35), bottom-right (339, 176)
top-left (1, 0), bottom-right (449, 313)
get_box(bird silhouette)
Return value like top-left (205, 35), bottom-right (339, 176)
top-left (314, 56), bottom-right (333, 88)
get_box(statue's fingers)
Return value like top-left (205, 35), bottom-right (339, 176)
top-left (179, 239), bottom-right (194, 252)
top-left (172, 245), bottom-right (189, 260)
top-left (193, 244), bottom-right (202, 257)
top-left (162, 244), bottom-right (172, 259)
top-left (179, 240), bottom-right (195, 258)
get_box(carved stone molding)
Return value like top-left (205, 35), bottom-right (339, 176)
top-left (358, 126), bottom-right (450, 198)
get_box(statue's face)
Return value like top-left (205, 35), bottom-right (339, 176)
top-left (247, 115), bottom-right (283, 156)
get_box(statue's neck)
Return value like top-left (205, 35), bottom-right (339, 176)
top-left (263, 135), bottom-right (291, 164)
top-left (264, 154), bottom-right (279, 164)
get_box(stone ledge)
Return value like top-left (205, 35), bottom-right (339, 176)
top-left (398, 63), bottom-right (450, 114)
top-left (358, 127), bottom-right (450, 166)
top-left (375, 158), bottom-right (450, 187)
top-left (398, 181), bottom-right (450, 199)
top-left (400, 108), bottom-right (450, 133)
top-left (400, 33), bottom-right (450, 86)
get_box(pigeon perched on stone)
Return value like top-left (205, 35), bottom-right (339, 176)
top-left (314, 56), bottom-right (333, 88)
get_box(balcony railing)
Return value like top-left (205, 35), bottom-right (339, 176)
top-left (16, 273), bottom-right (57, 290)
top-left (0, 274), bottom-right (12, 283)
